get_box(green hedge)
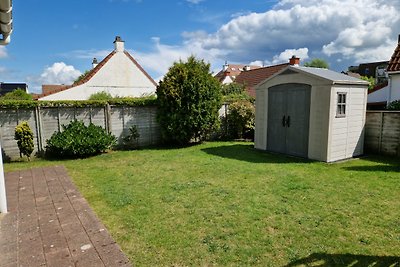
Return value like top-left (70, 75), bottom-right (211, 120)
top-left (0, 96), bottom-right (157, 109)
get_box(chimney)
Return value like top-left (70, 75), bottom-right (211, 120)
top-left (223, 61), bottom-right (229, 72)
top-left (92, 58), bottom-right (98, 69)
top-left (289, 55), bottom-right (300, 66)
top-left (113, 36), bottom-right (125, 52)
top-left (244, 65), bottom-right (251, 71)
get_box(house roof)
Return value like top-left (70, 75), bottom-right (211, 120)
top-left (387, 37), bottom-right (400, 72)
top-left (36, 45), bottom-right (157, 99)
top-left (214, 64), bottom-right (261, 82)
top-left (235, 63), bottom-right (289, 97)
top-left (0, 0), bottom-right (12, 44)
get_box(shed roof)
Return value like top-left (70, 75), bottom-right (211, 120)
top-left (258, 66), bottom-right (368, 89)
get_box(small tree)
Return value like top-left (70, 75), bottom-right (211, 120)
top-left (360, 76), bottom-right (375, 91)
top-left (304, 58), bottom-right (329, 69)
top-left (157, 56), bottom-right (222, 144)
top-left (1, 89), bottom-right (32, 100)
top-left (73, 70), bottom-right (90, 84)
top-left (122, 125), bottom-right (140, 149)
top-left (14, 121), bottom-right (34, 161)
top-left (221, 82), bottom-right (246, 96)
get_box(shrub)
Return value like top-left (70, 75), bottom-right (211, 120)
top-left (1, 89), bottom-right (32, 100)
top-left (88, 91), bottom-right (114, 100)
top-left (221, 82), bottom-right (246, 96)
top-left (122, 125), bottom-right (140, 149)
top-left (14, 121), bottom-right (34, 160)
top-left (46, 120), bottom-right (116, 158)
top-left (227, 100), bottom-right (255, 139)
top-left (387, 100), bottom-right (400, 110)
top-left (156, 56), bottom-right (222, 144)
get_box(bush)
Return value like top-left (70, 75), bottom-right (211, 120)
top-left (14, 121), bottom-right (34, 160)
top-left (88, 91), bottom-right (114, 100)
top-left (226, 100), bottom-right (255, 139)
top-left (387, 100), bottom-right (400, 110)
top-left (46, 120), bottom-right (116, 158)
top-left (122, 125), bottom-right (140, 150)
top-left (156, 56), bottom-right (222, 144)
top-left (221, 82), bottom-right (246, 96)
top-left (1, 89), bottom-right (32, 100)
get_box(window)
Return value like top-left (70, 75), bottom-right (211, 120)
top-left (336, 92), bottom-right (346, 117)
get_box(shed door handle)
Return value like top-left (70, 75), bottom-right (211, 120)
top-left (282, 115), bottom-right (286, 127)
top-left (286, 116), bottom-right (291, 127)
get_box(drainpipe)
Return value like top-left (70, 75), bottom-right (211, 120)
top-left (387, 75), bottom-right (392, 106)
top-left (0, 141), bottom-right (7, 213)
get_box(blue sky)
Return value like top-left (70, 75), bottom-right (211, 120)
top-left (1, 0), bottom-right (399, 93)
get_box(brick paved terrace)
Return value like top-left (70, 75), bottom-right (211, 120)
top-left (0, 166), bottom-right (132, 267)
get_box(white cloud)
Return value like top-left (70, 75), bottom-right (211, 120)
top-left (0, 47), bottom-right (7, 58)
top-left (270, 48), bottom-right (309, 65)
top-left (27, 62), bottom-right (81, 93)
top-left (39, 62), bottom-right (81, 85)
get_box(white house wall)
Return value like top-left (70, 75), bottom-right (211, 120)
top-left (389, 74), bottom-right (400, 103)
top-left (328, 85), bottom-right (367, 162)
top-left (40, 52), bottom-right (156, 101)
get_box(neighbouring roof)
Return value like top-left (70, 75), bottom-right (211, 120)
top-left (214, 64), bottom-right (261, 82)
top-left (36, 45), bottom-right (157, 99)
top-left (0, 0), bottom-right (12, 44)
top-left (235, 63), bottom-right (289, 97)
top-left (387, 39), bottom-right (400, 72)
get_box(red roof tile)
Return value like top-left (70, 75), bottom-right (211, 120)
top-left (235, 63), bottom-right (289, 97)
top-left (388, 40), bottom-right (400, 72)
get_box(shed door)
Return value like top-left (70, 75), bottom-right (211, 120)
top-left (267, 83), bottom-right (311, 158)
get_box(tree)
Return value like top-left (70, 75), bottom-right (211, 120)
top-left (156, 56), bottom-right (222, 144)
top-left (221, 82), bottom-right (246, 96)
top-left (74, 70), bottom-right (90, 84)
top-left (303, 58), bottom-right (329, 69)
top-left (1, 89), bottom-right (32, 100)
top-left (14, 121), bottom-right (34, 161)
top-left (360, 76), bottom-right (375, 91)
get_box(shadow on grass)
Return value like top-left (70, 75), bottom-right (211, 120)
top-left (343, 154), bottom-right (400, 172)
top-left (201, 144), bottom-right (312, 164)
top-left (285, 253), bottom-right (400, 267)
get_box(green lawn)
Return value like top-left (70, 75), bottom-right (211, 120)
top-left (4, 142), bottom-right (400, 266)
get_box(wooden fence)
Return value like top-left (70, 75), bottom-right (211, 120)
top-left (365, 111), bottom-right (400, 156)
top-left (0, 105), bottom-right (161, 159)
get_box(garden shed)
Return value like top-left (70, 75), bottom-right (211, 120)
top-left (255, 66), bottom-right (369, 162)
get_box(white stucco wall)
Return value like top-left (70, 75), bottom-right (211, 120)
top-left (389, 73), bottom-right (400, 102)
top-left (39, 50), bottom-right (156, 101)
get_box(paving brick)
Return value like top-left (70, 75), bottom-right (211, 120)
top-left (1, 166), bottom-right (132, 267)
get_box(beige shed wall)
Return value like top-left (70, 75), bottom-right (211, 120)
top-left (255, 72), bottom-right (331, 161)
top-left (327, 85), bottom-right (367, 162)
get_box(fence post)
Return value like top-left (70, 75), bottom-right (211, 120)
top-left (0, 142), bottom-right (7, 213)
top-left (34, 106), bottom-right (44, 153)
top-left (105, 104), bottom-right (112, 133)
top-left (378, 112), bottom-right (384, 153)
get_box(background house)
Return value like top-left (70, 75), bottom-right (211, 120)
top-left (214, 63), bottom-right (261, 85)
top-left (255, 66), bottom-right (368, 162)
top-left (38, 36), bottom-right (157, 100)
top-left (367, 34), bottom-right (400, 109)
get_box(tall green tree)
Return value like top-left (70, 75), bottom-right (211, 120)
top-left (156, 56), bottom-right (222, 144)
top-left (304, 58), bottom-right (329, 69)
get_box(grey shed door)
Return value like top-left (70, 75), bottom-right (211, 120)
top-left (267, 83), bottom-right (311, 158)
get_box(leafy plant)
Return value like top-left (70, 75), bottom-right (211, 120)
top-left (1, 89), bottom-right (33, 100)
top-left (46, 120), bottom-right (116, 158)
top-left (122, 125), bottom-right (140, 149)
top-left (221, 82), bottom-right (246, 96)
top-left (360, 76), bottom-right (376, 91)
top-left (156, 56), bottom-right (222, 144)
top-left (387, 100), bottom-right (400, 110)
top-left (73, 70), bottom-right (90, 84)
top-left (226, 100), bottom-right (255, 139)
top-left (14, 121), bottom-right (34, 160)
top-left (303, 58), bottom-right (329, 69)
top-left (88, 91), bottom-right (114, 100)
